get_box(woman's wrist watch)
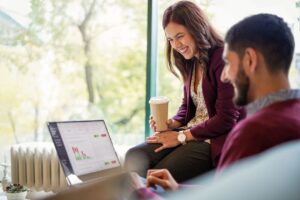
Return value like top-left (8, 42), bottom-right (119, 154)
top-left (177, 130), bottom-right (187, 145)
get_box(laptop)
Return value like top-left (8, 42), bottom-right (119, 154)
top-left (47, 120), bottom-right (122, 186)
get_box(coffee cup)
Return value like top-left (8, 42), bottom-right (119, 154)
top-left (149, 96), bottom-right (169, 132)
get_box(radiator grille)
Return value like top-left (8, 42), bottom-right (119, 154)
top-left (10, 142), bottom-right (68, 192)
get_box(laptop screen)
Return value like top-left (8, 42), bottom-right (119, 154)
top-left (48, 120), bottom-right (121, 178)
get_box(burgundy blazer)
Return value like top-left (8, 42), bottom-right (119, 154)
top-left (173, 47), bottom-right (246, 166)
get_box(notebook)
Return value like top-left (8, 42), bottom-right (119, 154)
top-left (47, 120), bottom-right (122, 186)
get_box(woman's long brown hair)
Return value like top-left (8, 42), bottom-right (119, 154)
top-left (163, 1), bottom-right (223, 81)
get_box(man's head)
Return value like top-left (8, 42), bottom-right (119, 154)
top-left (221, 14), bottom-right (295, 106)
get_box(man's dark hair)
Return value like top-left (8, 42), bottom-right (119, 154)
top-left (225, 14), bottom-right (295, 74)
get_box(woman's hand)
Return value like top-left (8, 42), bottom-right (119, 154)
top-left (147, 131), bottom-right (180, 152)
top-left (166, 118), bottom-right (181, 129)
top-left (149, 116), bottom-right (157, 132)
top-left (146, 169), bottom-right (179, 191)
top-left (149, 116), bottom-right (181, 132)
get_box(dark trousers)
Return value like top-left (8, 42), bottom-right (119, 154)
top-left (124, 141), bottom-right (213, 183)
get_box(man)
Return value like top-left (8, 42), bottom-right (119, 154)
top-left (217, 13), bottom-right (300, 172)
top-left (133, 13), bottom-right (300, 196)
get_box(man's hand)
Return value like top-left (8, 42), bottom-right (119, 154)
top-left (146, 169), bottom-right (179, 191)
top-left (146, 131), bottom-right (180, 152)
top-left (130, 172), bottom-right (145, 190)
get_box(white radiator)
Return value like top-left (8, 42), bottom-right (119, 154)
top-left (10, 142), bottom-right (68, 192)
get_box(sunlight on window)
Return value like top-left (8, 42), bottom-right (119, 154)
top-left (0, 0), bottom-right (147, 174)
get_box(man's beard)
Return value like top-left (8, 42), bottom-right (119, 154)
top-left (233, 63), bottom-right (250, 106)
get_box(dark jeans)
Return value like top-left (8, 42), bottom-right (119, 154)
top-left (124, 141), bottom-right (213, 183)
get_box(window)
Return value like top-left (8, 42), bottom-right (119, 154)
top-left (0, 0), bottom-right (147, 173)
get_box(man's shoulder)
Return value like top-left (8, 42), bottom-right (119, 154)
top-left (229, 101), bottom-right (300, 140)
top-left (232, 116), bottom-right (264, 132)
top-left (228, 115), bottom-right (269, 140)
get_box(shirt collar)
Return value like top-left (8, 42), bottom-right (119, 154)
top-left (246, 89), bottom-right (300, 117)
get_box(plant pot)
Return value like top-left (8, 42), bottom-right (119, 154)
top-left (6, 191), bottom-right (27, 200)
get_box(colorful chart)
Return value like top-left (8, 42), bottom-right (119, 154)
top-left (57, 121), bottom-right (120, 175)
top-left (71, 146), bottom-right (91, 160)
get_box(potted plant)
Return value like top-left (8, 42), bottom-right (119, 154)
top-left (5, 183), bottom-right (28, 200)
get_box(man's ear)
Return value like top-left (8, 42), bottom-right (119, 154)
top-left (243, 47), bottom-right (257, 75)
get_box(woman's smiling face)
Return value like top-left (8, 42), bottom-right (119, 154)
top-left (164, 21), bottom-right (198, 60)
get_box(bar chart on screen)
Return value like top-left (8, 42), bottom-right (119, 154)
top-left (71, 146), bottom-right (92, 160)
top-left (57, 121), bottom-right (120, 176)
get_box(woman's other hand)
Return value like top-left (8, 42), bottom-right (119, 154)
top-left (166, 119), bottom-right (181, 129)
top-left (146, 131), bottom-right (180, 152)
top-left (149, 116), bottom-right (157, 132)
top-left (149, 116), bottom-right (181, 132)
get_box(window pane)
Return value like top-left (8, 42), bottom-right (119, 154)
top-left (0, 0), bottom-right (147, 171)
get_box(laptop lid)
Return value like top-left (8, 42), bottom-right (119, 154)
top-left (47, 120), bottom-right (122, 185)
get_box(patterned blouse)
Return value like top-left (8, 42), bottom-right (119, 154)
top-left (187, 65), bottom-right (210, 143)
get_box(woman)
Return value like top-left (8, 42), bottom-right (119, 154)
top-left (125, 0), bottom-right (245, 183)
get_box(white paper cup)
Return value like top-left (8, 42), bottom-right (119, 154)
top-left (149, 96), bottom-right (169, 131)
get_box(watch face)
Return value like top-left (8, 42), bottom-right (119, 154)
top-left (178, 132), bottom-right (186, 143)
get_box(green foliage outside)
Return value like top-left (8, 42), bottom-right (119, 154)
top-left (0, 0), bottom-right (148, 148)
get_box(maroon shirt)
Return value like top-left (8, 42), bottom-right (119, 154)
top-left (172, 47), bottom-right (246, 166)
top-left (218, 99), bottom-right (300, 173)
